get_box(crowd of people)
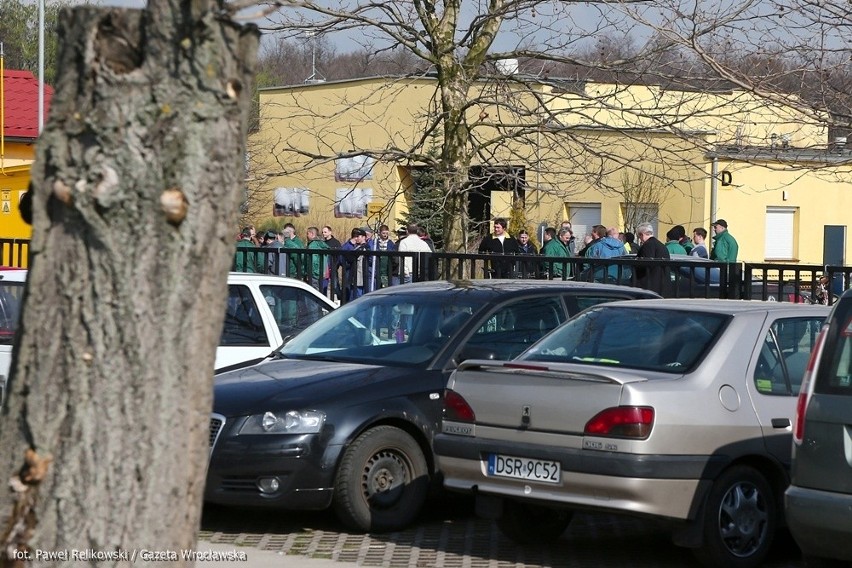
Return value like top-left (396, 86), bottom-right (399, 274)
top-left (234, 222), bottom-right (442, 301)
top-left (234, 217), bottom-right (740, 297)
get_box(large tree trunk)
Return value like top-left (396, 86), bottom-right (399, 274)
top-left (0, 2), bottom-right (257, 565)
top-left (438, 78), bottom-right (473, 254)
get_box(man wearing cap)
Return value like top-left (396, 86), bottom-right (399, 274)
top-left (710, 219), bottom-right (738, 263)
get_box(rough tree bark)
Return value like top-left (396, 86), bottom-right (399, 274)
top-left (0, 1), bottom-right (258, 565)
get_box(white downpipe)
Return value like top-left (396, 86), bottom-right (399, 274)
top-left (710, 156), bottom-right (718, 224)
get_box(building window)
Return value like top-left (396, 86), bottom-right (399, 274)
top-left (273, 187), bottom-right (310, 217)
top-left (620, 203), bottom-right (659, 237)
top-left (335, 156), bottom-right (374, 182)
top-left (334, 187), bottom-right (373, 218)
top-left (765, 207), bottom-right (797, 260)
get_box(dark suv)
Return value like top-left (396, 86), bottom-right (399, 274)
top-left (786, 288), bottom-right (852, 566)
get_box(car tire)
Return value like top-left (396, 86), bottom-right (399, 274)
top-left (333, 425), bottom-right (429, 532)
top-left (496, 500), bottom-right (573, 545)
top-left (693, 465), bottom-right (776, 568)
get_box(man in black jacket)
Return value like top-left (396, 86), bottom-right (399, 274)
top-left (635, 222), bottom-right (671, 295)
top-left (478, 218), bottom-right (520, 278)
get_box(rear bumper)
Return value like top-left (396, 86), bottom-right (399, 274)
top-left (435, 434), bottom-right (721, 521)
top-left (785, 485), bottom-right (852, 561)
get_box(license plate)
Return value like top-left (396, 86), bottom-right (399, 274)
top-left (486, 454), bottom-right (561, 484)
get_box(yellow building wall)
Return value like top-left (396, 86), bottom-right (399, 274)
top-left (0, 164), bottom-right (33, 266)
top-left (253, 77), bottom-right (843, 263)
top-left (0, 140), bottom-right (36, 243)
top-left (255, 78), bottom-right (717, 237)
top-left (710, 159), bottom-right (852, 264)
top-left (254, 78), bottom-right (442, 233)
top-left (549, 83), bottom-right (825, 149)
top-left (1, 139), bottom-right (37, 168)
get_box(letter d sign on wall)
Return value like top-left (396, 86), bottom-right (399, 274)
top-left (720, 171), bottom-right (733, 186)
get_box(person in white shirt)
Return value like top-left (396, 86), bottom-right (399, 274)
top-left (397, 224), bottom-right (432, 283)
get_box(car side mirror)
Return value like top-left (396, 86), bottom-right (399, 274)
top-left (353, 327), bottom-right (373, 346)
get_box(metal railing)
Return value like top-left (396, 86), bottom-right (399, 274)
top-left (6, 238), bottom-right (848, 305)
top-left (0, 239), bottom-right (29, 268)
top-left (233, 246), bottom-right (852, 305)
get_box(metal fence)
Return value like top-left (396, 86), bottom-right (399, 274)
top-left (5, 238), bottom-right (848, 305)
top-left (0, 239), bottom-right (29, 268)
top-left (233, 246), bottom-right (852, 306)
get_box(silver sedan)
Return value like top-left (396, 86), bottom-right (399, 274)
top-left (436, 299), bottom-right (830, 568)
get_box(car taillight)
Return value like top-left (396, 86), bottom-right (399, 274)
top-left (584, 406), bottom-right (654, 439)
top-left (443, 389), bottom-right (476, 422)
top-left (793, 326), bottom-right (827, 445)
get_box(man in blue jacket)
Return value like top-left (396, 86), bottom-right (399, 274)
top-left (586, 226), bottom-right (627, 281)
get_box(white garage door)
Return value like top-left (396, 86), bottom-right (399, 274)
top-left (765, 207), bottom-right (795, 260)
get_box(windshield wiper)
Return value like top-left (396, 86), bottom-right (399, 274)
top-left (271, 335), bottom-right (300, 359)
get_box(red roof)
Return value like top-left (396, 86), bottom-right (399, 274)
top-left (2, 69), bottom-right (53, 140)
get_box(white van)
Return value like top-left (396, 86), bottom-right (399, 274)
top-left (216, 272), bottom-right (336, 369)
top-left (0, 271), bottom-right (335, 404)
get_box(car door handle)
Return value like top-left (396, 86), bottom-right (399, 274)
top-left (771, 418), bottom-right (791, 428)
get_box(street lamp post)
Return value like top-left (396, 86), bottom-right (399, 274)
top-left (38, 0), bottom-right (44, 133)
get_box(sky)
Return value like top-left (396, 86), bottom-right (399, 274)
top-left (94, 0), bottom-right (642, 56)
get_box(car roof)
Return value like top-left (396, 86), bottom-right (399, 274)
top-left (599, 298), bottom-right (832, 314)
top-left (365, 279), bottom-right (661, 300)
top-left (228, 272), bottom-right (319, 288)
top-left (226, 272), bottom-right (335, 304)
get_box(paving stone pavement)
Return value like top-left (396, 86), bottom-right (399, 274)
top-left (199, 498), bottom-right (804, 568)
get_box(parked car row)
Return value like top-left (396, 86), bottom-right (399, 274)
top-left (205, 280), bottom-right (660, 531)
top-left (204, 280), bottom-right (852, 567)
top-left (4, 265), bottom-right (847, 566)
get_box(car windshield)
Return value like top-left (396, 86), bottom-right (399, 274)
top-left (278, 293), bottom-right (485, 367)
top-left (520, 306), bottom-right (729, 374)
top-left (0, 279), bottom-right (24, 346)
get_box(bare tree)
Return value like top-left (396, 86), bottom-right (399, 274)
top-left (250, 2), bottom-right (651, 250)
top-left (619, 168), bottom-right (671, 233)
top-left (0, 0), bottom-right (257, 562)
top-left (618, 0), bottom-right (852, 136)
top-left (248, 0), bottom-right (814, 252)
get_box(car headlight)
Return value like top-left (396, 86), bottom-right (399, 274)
top-left (239, 410), bottom-right (325, 434)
